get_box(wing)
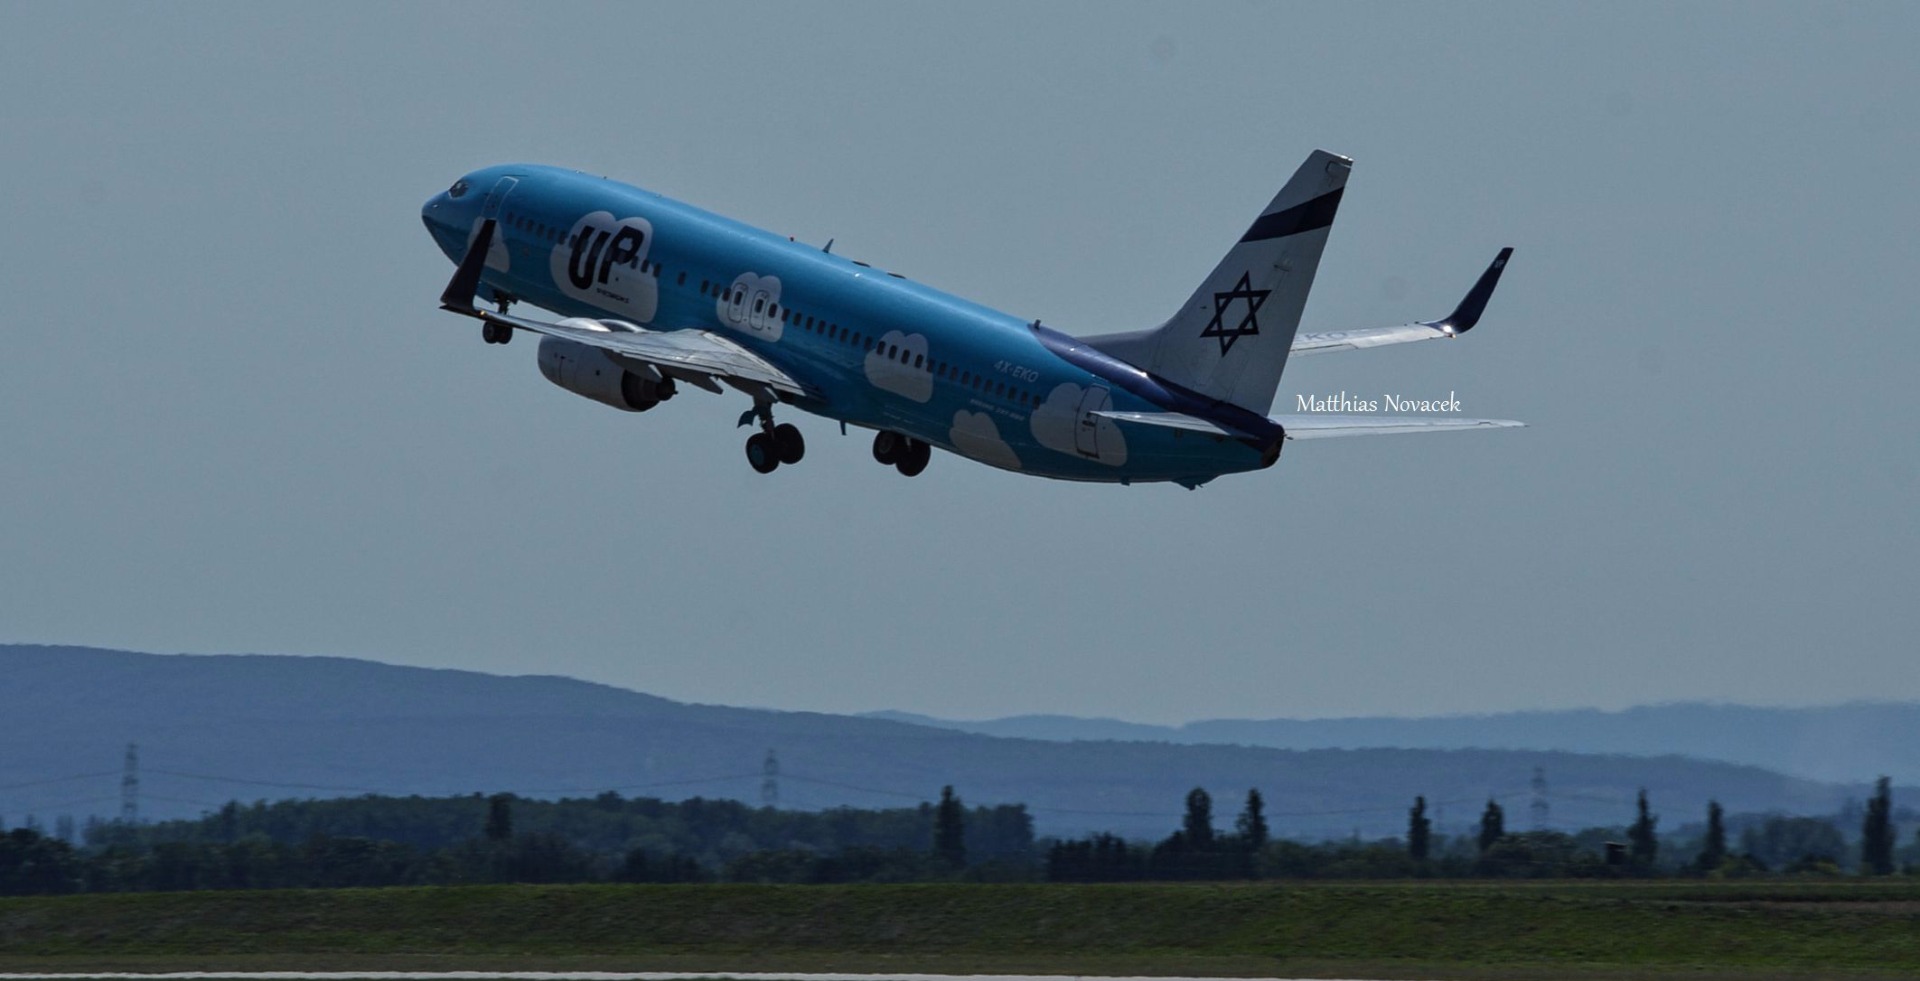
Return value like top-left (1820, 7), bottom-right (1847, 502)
top-left (1292, 248), bottom-right (1514, 357)
top-left (438, 218), bottom-right (815, 402)
top-left (1274, 414), bottom-right (1524, 440)
top-left (480, 310), bottom-right (812, 400)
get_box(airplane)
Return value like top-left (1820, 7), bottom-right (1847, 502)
top-left (420, 150), bottom-right (1520, 488)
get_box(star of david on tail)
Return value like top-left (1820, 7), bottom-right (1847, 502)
top-left (1199, 271), bottom-right (1272, 355)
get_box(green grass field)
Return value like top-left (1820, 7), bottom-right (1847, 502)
top-left (4, 880), bottom-right (1919, 979)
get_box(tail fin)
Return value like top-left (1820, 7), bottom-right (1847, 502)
top-left (1090, 150), bottom-right (1349, 414)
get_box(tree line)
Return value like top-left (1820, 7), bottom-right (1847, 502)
top-left (1048, 779), bottom-right (1914, 881)
top-left (0, 779), bottom-right (1911, 895)
top-left (0, 785), bottom-right (1027, 894)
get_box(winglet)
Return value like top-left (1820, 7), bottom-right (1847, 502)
top-left (439, 219), bottom-right (497, 312)
top-left (1435, 247), bottom-right (1514, 335)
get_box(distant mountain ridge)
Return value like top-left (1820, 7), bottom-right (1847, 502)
top-left (0, 645), bottom-right (1899, 839)
top-left (864, 703), bottom-right (1920, 786)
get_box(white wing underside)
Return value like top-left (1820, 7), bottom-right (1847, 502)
top-left (1096, 410), bottom-right (1523, 440)
top-left (1273, 414), bottom-right (1524, 439)
top-left (1290, 322), bottom-right (1458, 355)
top-left (482, 310), bottom-right (814, 401)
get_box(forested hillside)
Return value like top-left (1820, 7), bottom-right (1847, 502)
top-left (872, 702), bottom-right (1920, 785)
top-left (0, 646), bottom-right (1896, 838)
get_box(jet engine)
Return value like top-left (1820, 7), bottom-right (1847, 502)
top-left (536, 336), bottom-right (676, 411)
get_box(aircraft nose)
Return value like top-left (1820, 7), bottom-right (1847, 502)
top-left (426, 176), bottom-right (478, 224)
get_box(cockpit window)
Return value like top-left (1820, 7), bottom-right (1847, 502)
top-left (448, 179), bottom-right (471, 199)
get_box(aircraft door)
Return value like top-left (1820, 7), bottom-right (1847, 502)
top-left (727, 283), bottom-right (747, 324)
top-left (1075, 386), bottom-right (1110, 458)
top-left (481, 176), bottom-right (519, 221)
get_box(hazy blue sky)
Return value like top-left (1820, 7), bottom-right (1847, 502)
top-left (2, 3), bottom-right (1914, 724)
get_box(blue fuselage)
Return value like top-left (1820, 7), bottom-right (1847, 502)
top-left (422, 165), bottom-right (1276, 484)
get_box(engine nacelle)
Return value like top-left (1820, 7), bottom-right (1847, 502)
top-left (536, 335), bottom-right (676, 412)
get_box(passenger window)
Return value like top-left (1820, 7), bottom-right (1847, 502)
top-left (677, 272), bottom-right (686, 286)
top-left (913, 354), bottom-right (924, 369)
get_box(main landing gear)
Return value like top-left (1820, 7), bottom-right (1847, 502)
top-left (872, 430), bottom-right (931, 477)
top-left (740, 400), bottom-right (805, 475)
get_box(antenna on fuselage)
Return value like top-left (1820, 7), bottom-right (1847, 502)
top-left (822, 238), bottom-right (834, 254)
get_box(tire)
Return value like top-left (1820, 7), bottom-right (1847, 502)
top-left (745, 433), bottom-right (779, 474)
top-left (872, 430), bottom-right (903, 465)
top-left (774, 423), bottom-right (805, 464)
top-left (896, 439), bottom-right (931, 477)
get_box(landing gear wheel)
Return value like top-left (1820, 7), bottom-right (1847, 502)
top-left (872, 430), bottom-right (904, 465)
top-left (745, 433), bottom-right (779, 474)
top-left (773, 424), bottom-right (805, 465)
top-left (481, 321), bottom-right (512, 345)
top-left (896, 439), bottom-right (931, 477)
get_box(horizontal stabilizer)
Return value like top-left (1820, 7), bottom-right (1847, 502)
top-left (1091, 410), bottom-right (1234, 437)
top-left (1275, 414), bottom-right (1524, 440)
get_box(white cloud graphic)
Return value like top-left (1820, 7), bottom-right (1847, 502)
top-left (949, 410), bottom-right (1022, 471)
top-left (715, 272), bottom-right (784, 342)
top-left (864, 330), bottom-right (932, 403)
top-left (1030, 382), bottom-right (1128, 466)
top-left (549, 211), bottom-right (658, 324)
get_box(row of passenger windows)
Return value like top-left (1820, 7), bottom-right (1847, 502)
top-left (502, 211), bottom-right (1038, 408)
top-left (696, 276), bottom-right (1042, 408)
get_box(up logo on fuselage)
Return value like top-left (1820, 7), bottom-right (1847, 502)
top-left (550, 211), bottom-right (657, 323)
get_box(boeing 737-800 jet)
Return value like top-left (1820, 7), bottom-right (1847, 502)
top-left (421, 150), bottom-right (1520, 487)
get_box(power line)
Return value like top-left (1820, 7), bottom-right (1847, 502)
top-left (0, 770), bottom-right (120, 792)
top-left (147, 768), bottom-right (391, 794)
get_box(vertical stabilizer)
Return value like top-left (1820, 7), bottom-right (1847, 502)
top-left (1089, 150), bottom-right (1350, 415)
